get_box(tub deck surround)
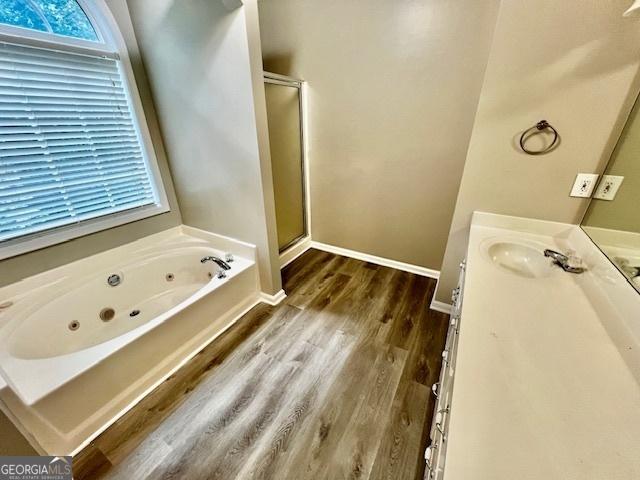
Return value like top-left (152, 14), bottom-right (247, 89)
top-left (0, 226), bottom-right (262, 454)
top-left (73, 250), bottom-right (449, 480)
top-left (444, 213), bottom-right (640, 480)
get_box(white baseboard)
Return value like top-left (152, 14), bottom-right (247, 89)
top-left (310, 241), bottom-right (440, 279)
top-left (430, 300), bottom-right (452, 314)
top-left (279, 237), bottom-right (312, 269)
top-left (260, 289), bottom-right (287, 306)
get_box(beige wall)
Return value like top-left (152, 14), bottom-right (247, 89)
top-left (258, 0), bottom-right (500, 271)
top-left (583, 95), bottom-right (640, 233)
top-left (126, 0), bottom-right (282, 294)
top-left (436, 0), bottom-right (640, 303)
top-left (0, 0), bottom-right (181, 288)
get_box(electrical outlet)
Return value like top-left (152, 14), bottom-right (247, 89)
top-left (593, 175), bottom-right (624, 201)
top-left (570, 173), bottom-right (599, 198)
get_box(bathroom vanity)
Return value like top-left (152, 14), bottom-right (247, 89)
top-left (426, 212), bottom-right (640, 480)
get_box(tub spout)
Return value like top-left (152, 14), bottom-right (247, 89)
top-left (201, 256), bottom-right (231, 270)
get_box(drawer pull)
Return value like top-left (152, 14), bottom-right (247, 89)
top-left (451, 287), bottom-right (460, 302)
top-left (435, 411), bottom-right (447, 440)
top-left (425, 464), bottom-right (435, 479)
top-left (425, 444), bottom-right (437, 469)
top-left (425, 444), bottom-right (437, 459)
top-left (451, 316), bottom-right (460, 334)
top-left (442, 350), bottom-right (449, 365)
top-left (431, 382), bottom-right (439, 398)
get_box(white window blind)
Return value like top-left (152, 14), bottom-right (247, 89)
top-left (0, 41), bottom-right (157, 243)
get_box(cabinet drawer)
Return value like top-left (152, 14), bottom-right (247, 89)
top-left (430, 323), bottom-right (456, 441)
top-left (424, 428), bottom-right (446, 480)
top-left (426, 416), bottom-right (449, 480)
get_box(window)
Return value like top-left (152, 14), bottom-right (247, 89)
top-left (0, 0), bottom-right (98, 41)
top-left (0, 0), bottom-right (168, 259)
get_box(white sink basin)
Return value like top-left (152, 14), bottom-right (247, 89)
top-left (485, 241), bottom-right (553, 278)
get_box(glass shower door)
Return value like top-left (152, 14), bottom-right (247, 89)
top-left (264, 74), bottom-right (306, 252)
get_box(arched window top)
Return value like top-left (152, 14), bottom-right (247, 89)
top-left (0, 0), bottom-right (98, 41)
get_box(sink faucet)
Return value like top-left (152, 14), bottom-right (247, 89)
top-left (201, 256), bottom-right (231, 270)
top-left (543, 249), bottom-right (586, 274)
top-left (626, 266), bottom-right (640, 279)
top-left (616, 258), bottom-right (640, 279)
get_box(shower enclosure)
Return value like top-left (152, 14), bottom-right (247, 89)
top-left (263, 72), bottom-right (308, 253)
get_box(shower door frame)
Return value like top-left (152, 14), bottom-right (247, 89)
top-left (263, 71), bottom-right (310, 254)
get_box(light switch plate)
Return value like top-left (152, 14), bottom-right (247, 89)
top-left (593, 175), bottom-right (624, 201)
top-left (570, 173), bottom-right (599, 198)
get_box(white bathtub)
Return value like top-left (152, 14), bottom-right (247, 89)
top-left (0, 226), bottom-right (261, 454)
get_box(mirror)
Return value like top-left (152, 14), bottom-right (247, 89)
top-left (582, 94), bottom-right (640, 293)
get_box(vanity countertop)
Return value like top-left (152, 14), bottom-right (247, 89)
top-left (444, 212), bottom-right (640, 480)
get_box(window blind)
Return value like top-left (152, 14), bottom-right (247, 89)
top-left (0, 41), bottom-right (157, 243)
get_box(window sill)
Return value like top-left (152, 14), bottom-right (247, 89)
top-left (0, 203), bottom-right (171, 261)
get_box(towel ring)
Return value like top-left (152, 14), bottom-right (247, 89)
top-left (519, 120), bottom-right (559, 155)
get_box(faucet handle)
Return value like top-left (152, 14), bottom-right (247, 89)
top-left (224, 253), bottom-right (234, 263)
top-left (565, 250), bottom-right (585, 269)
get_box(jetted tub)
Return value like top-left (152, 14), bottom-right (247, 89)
top-left (0, 226), bottom-right (261, 454)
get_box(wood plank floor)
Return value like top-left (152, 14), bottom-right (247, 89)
top-left (73, 249), bottom-right (448, 480)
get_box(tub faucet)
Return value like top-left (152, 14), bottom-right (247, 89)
top-left (543, 249), bottom-right (586, 274)
top-left (201, 256), bottom-right (231, 270)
